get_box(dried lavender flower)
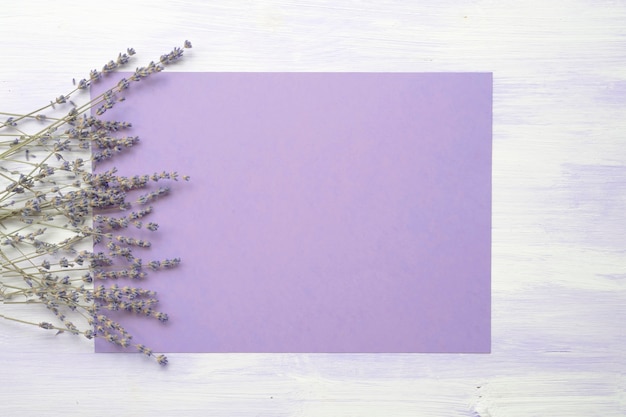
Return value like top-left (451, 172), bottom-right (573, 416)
top-left (0, 40), bottom-right (192, 366)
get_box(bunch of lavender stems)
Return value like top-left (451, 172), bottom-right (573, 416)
top-left (0, 40), bottom-right (193, 365)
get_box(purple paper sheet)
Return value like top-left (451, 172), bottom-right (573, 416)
top-left (93, 72), bottom-right (492, 353)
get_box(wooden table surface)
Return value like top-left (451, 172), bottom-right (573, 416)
top-left (1, 1), bottom-right (624, 416)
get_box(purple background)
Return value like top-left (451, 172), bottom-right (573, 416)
top-left (93, 72), bottom-right (491, 353)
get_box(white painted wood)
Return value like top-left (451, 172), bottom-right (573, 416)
top-left (1, 0), bottom-right (624, 415)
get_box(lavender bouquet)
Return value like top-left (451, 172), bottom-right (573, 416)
top-left (0, 41), bottom-right (193, 365)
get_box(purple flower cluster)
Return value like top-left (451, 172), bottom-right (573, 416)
top-left (0, 41), bottom-right (193, 365)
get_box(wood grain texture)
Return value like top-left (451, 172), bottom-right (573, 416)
top-left (1, 0), bottom-right (624, 415)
